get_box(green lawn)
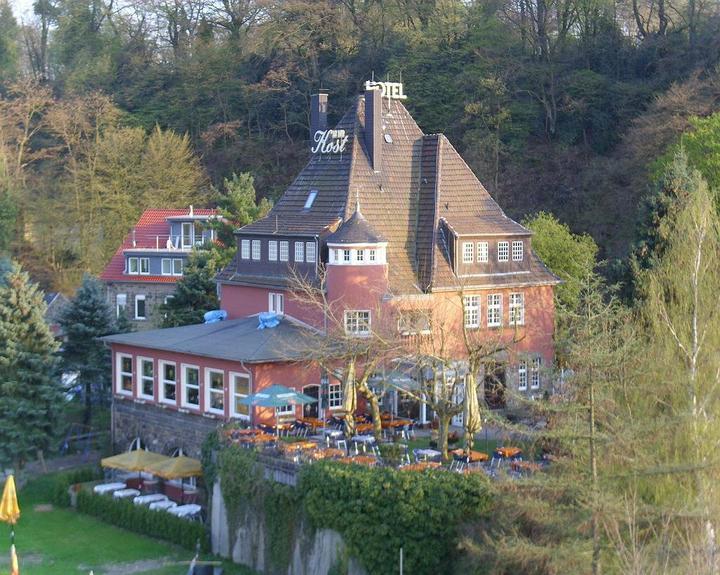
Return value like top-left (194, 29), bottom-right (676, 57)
top-left (6, 474), bottom-right (256, 575)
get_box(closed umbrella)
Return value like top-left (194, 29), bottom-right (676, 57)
top-left (464, 378), bottom-right (482, 455)
top-left (1, 475), bottom-right (20, 575)
top-left (240, 384), bottom-right (318, 436)
top-left (341, 374), bottom-right (357, 437)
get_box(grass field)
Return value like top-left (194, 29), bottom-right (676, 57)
top-left (1, 474), bottom-right (256, 575)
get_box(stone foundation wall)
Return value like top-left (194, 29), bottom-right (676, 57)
top-left (112, 398), bottom-right (219, 457)
top-left (105, 281), bottom-right (176, 331)
top-left (211, 481), bottom-right (367, 575)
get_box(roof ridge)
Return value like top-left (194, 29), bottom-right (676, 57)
top-left (429, 135), bottom-right (443, 290)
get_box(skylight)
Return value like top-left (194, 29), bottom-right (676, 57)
top-left (304, 190), bottom-right (318, 210)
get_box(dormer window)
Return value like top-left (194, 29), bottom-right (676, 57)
top-left (127, 257), bottom-right (149, 275)
top-left (343, 249), bottom-right (351, 263)
top-left (477, 242), bottom-right (489, 263)
top-left (462, 242), bottom-right (473, 263)
top-left (497, 241), bottom-right (509, 262)
top-left (240, 239), bottom-right (250, 260)
top-left (304, 190), bottom-right (318, 210)
top-left (357, 249), bottom-right (365, 262)
top-left (279, 241), bottom-right (289, 261)
top-left (294, 242), bottom-right (304, 262)
top-left (252, 240), bottom-right (261, 260)
top-left (181, 222), bottom-right (192, 249)
top-left (512, 240), bottom-right (524, 261)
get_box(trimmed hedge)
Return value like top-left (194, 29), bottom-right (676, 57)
top-left (50, 467), bottom-right (104, 507)
top-left (77, 490), bottom-right (210, 552)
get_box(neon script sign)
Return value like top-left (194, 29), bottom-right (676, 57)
top-left (312, 129), bottom-right (349, 154)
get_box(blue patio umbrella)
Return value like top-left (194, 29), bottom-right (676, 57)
top-left (239, 384), bottom-right (318, 435)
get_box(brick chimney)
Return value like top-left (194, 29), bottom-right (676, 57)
top-left (310, 92), bottom-right (328, 144)
top-left (364, 86), bottom-right (382, 172)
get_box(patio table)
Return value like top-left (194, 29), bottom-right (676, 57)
top-left (149, 499), bottom-right (177, 511)
top-left (322, 429), bottom-right (344, 439)
top-left (337, 455), bottom-right (377, 466)
top-left (381, 419), bottom-right (413, 429)
top-left (414, 448), bottom-right (442, 462)
top-left (309, 448), bottom-right (345, 461)
top-left (112, 488), bottom-right (141, 499)
top-left (281, 441), bottom-right (318, 454)
top-left (355, 423), bottom-right (374, 434)
top-left (93, 482), bottom-right (127, 495)
top-left (133, 493), bottom-right (168, 506)
top-left (299, 418), bottom-right (325, 430)
top-left (495, 446), bottom-right (522, 459)
top-left (167, 504), bottom-right (202, 519)
top-left (400, 462), bottom-right (441, 472)
top-left (451, 449), bottom-right (490, 463)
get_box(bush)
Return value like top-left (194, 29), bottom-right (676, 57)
top-left (77, 490), bottom-right (209, 552)
top-left (50, 467), bottom-right (103, 507)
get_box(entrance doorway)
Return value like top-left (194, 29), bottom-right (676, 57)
top-left (484, 363), bottom-right (507, 409)
top-left (303, 385), bottom-right (319, 418)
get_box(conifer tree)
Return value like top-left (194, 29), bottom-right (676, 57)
top-left (0, 261), bottom-right (62, 469)
top-left (58, 274), bottom-right (115, 425)
top-left (159, 250), bottom-right (219, 327)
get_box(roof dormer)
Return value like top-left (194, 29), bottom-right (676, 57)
top-left (326, 202), bottom-right (387, 266)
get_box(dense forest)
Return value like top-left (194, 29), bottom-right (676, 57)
top-left (0, 0), bottom-right (719, 290)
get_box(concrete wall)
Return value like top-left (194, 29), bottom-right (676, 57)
top-left (211, 481), bottom-right (367, 575)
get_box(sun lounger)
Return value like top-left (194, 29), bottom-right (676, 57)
top-left (112, 488), bottom-right (141, 499)
top-left (149, 499), bottom-right (177, 511)
top-left (167, 503), bottom-right (202, 519)
top-left (133, 493), bottom-right (168, 506)
top-left (93, 482), bottom-right (127, 495)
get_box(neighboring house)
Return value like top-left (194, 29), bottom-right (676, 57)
top-left (102, 82), bottom-right (560, 456)
top-left (100, 207), bottom-right (219, 330)
top-left (44, 291), bottom-right (69, 339)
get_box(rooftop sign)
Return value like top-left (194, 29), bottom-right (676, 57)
top-left (312, 129), bottom-right (349, 154)
top-left (364, 81), bottom-right (407, 100)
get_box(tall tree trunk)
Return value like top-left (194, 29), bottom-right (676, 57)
top-left (84, 379), bottom-right (93, 426)
top-left (438, 415), bottom-right (451, 461)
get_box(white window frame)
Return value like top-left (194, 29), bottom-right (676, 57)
top-left (509, 293), bottom-right (525, 326)
top-left (369, 249), bottom-right (376, 262)
top-left (159, 361), bottom-right (177, 405)
top-left (230, 371), bottom-right (251, 419)
top-left (138, 357), bottom-right (155, 400)
top-left (275, 403), bottom-right (295, 417)
top-left (116, 294), bottom-right (127, 318)
top-left (134, 295), bottom-right (146, 320)
top-left (127, 257), bottom-right (139, 275)
top-left (344, 310), bottom-right (371, 336)
top-left (462, 242), bottom-right (474, 263)
top-left (269, 241), bottom-right (278, 261)
top-left (531, 357), bottom-right (542, 389)
top-left (181, 222), bottom-right (193, 249)
top-left (477, 242), bottom-right (489, 263)
top-left (343, 249), bottom-right (351, 263)
top-left (205, 368), bottom-right (225, 415)
top-left (161, 258), bottom-right (172, 275)
top-left (269, 292), bottom-right (284, 315)
top-left (139, 257), bottom-right (149, 275)
top-left (487, 294), bottom-right (502, 327)
top-left (463, 295), bottom-right (480, 328)
top-left (498, 241), bottom-right (509, 262)
top-left (181, 364), bottom-right (201, 409)
top-left (512, 240), bottom-right (524, 262)
top-left (279, 241), bottom-right (289, 262)
top-left (306, 242), bottom-right (316, 263)
top-left (252, 240), bottom-right (261, 261)
top-left (294, 242), bottom-right (304, 262)
top-left (116, 353), bottom-right (133, 396)
top-left (328, 382), bottom-right (343, 409)
top-left (518, 360), bottom-right (528, 391)
top-left (356, 249), bottom-right (365, 262)
top-left (172, 258), bottom-right (183, 275)
top-left (240, 239), bottom-right (250, 259)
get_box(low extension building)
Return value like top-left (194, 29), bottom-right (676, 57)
top-left (102, 82), bottom-right (559, 456)
top-left (100, 207), bottom-right (219, 330)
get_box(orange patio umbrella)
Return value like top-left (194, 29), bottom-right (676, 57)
top-left (1, 475), bottom-right (21, 575)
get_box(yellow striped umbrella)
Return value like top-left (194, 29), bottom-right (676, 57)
top-left (101, 450), bottom-right (170, 472)
top-left (145, 456), bottom-right (202, 480)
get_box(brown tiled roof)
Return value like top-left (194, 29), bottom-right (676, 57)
top-left (225, 95), bottom-right (558, 293)
top-left (326, 206), bottom-right (386, 244)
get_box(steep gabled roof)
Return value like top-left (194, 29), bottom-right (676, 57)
top-left (326, 204), bottom-right (386, 245)
top-left (226, 93), bottom-right (557, 293)
top-left (100, 208), bottom-right (217, 283)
